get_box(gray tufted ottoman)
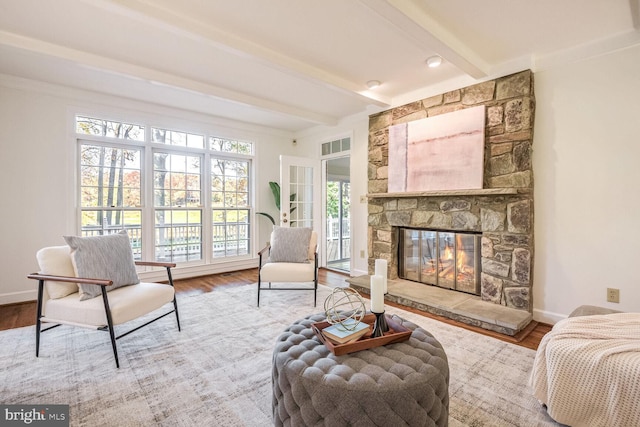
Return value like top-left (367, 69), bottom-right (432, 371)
top-left (272, 313), bottom-right (449, 426)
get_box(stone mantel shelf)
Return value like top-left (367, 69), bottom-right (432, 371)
top-left (367, 188), bottom-right (529, 199)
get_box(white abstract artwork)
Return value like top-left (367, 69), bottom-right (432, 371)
top-left (388, 105), bottom-right (485, 192)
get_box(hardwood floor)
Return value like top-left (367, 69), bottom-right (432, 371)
top-left (0, 268), bottom-right (551, 349)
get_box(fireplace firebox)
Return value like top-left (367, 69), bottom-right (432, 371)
top-left (399, 228), bottom-right (481, 295)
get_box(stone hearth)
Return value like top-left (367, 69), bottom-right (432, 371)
top-left (347, 275), bottom-right (531, 336)
top-left (355, 70), bottom-right (535, 334)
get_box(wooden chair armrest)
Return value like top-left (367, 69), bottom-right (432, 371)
top-left (257, 243), bottom-right (270, 257)
top-left (27, 273), bottom-right (113, 287)
top-left (258, 243), bottom-right (271, 269)
top-left (135, 261), bottom-right (176, 287)
top-left (135, 261), bottom-right (177, 268)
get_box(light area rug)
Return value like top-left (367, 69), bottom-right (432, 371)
top-left (0, 284), bottom-right (560, 426)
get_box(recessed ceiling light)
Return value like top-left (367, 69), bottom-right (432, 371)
top-left (366, 80), bottom-right (381, 89)
top-left (426, 56), bottom-right (443, 68)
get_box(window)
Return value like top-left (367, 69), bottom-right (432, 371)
top-left (152, 127), bottom-right (204, 149)
top-left (154, 152), bottom-right (203, 262)
top-left (211, 159), bottom-right (250, 257)
top-left (321, 137), bottom-right (350, 156)
top-left (210, 137), bottom-right (253, 155)
top-left (76, 115), bottom-right (254, 265)
top-left (77, 116), bottom-right (144, 141)
top-left (79, 143), bottom-right (143, 259)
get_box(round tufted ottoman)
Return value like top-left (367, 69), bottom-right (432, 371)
top-left (272, 313), bottom-right (449, 426)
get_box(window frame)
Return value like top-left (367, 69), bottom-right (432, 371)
top-left (210, 155), bottom-right (252, 259)
top-left (75, 114), bottom-right (256, 267)
top-left (77, 138), bottom-right (146, 258)
top-left (152, 147), bottom-right (205, 264)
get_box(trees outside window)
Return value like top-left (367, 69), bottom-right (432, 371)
top-left (211, 158), bottom-right (250, 257)
top-left (77, 116), bottom-right (254, 264)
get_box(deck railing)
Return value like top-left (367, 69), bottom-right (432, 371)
top-left (326, 217), bottom-right (350, 262)
top-left (82, 223), bottom-right (248, 262)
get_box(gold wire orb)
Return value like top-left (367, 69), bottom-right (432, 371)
top-left (323, 287), bottom-right (366, 330)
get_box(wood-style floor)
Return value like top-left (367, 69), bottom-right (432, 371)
top-left (0, 268), bottom-right (551, 350)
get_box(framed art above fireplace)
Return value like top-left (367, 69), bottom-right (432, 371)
top-left (388, 105), bottom-right (485, 193)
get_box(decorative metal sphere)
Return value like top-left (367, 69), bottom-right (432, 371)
top-left (323, 287), bottom-right (366, 330)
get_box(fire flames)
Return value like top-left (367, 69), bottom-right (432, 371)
top-left (438, 240), bottom-right (473, 283)
top-left (405, 230), bottom-right (479, 293)
top-left (457, 247), bottom-right (468, 274)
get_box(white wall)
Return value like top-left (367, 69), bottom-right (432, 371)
top-left (533, 44), bottom-right (640, 322)
top-left (0, 76), bottom-right (291, 304)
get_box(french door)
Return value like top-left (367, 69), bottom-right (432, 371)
top-left (279, 155), bottom-right (320, 232)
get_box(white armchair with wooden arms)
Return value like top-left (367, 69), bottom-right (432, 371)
top-left (27, 231), bottom-right (181, 368)
top-left (257, 227), bottom-right (318, 307)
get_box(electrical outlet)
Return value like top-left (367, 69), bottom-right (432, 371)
top-left (360, 250), bottom-right (365, 258)
top-left (607, 288), bottom-right (620, 303)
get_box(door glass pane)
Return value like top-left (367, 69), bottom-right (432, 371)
top-left (421, 230), bottom-right (437, 284)
top-left (455, 234), bottom-right (479, 294)
top-left (438, 232), bottom-right (455, 289)
top-left (340, 181), bottom-right (350, 259)
top-left (288, 165), bottom-right (313, 228)
top-left (402, 229), bottom-right (420, 282)
top-left (325, 156), bottom-right (350, 271)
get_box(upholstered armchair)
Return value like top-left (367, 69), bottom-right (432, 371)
top-left (257, 227), bottom-right (318, 307)
top-left (27, 231), bottom-right (181, 368)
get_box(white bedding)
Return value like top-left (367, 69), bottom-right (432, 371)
top-left (529, 313), bottom-right (640, 427)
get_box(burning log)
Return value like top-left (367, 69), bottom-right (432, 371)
top-left (439, 263), bottom-right (455, 277)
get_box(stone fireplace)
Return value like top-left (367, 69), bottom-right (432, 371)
top-left (377, 192), bottom-right (533, 311)
top-left (350, 70), bottom-right (535, 335)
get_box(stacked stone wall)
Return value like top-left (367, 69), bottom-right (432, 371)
top-left (368, 70), bottom-right (535, 312)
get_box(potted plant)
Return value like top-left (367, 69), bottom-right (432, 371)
top-left (257, 181), bottom-right (296, 226)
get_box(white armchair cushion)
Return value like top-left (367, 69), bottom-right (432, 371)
top-left (43, 282), bottom-right (175, 326)
top-left (269, 227), bottom-right (312, 263)
top-left (64, 231), bottom-right (140, 301)
top-left (260, 262), bottom-right (315, 283)
top-left (36, 245), bottom-right (78, 299)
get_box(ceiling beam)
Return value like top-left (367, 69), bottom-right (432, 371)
top-left (0, 30), bottom-right (340, 126)
top-left (81, 0), bottom-right (391, 107)
top-left (630, 0), bottom-right (640, 30)
top-left (360, 0), bottom-right (489, 79)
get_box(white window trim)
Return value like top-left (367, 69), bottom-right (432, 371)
top-left (74, 114), bottom-right (257, 275)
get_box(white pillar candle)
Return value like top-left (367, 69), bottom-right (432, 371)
top-left (370, 274), bottom-right (385, 313)
top-left (375, 259), bottom-right (388, 294)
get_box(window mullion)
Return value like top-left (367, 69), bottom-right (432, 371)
top-left (143, 146), bottom-right (155, 263)
top-left (202, 152), bottom-right (212, 263)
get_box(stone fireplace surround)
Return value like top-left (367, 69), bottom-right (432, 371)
top-left (347, 70), bottom-right (535, 336)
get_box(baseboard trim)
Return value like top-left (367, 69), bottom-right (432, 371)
top-left (0, 289), bottom-right (37, 305)
top-left (138, 259), bottom-right (258, 283)
top-left (532, 308), bottom-right (566, 325)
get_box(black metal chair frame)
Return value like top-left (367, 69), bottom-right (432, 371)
top-left (257, 242), bottom-right (318, 307)
top-left (27, 261), bottom-right (181, 368)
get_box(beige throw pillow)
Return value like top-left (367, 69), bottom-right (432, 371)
top-left (36, 245), bottom-right (78, 299)
top-left (269, 227), bottom-right (312, 263)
